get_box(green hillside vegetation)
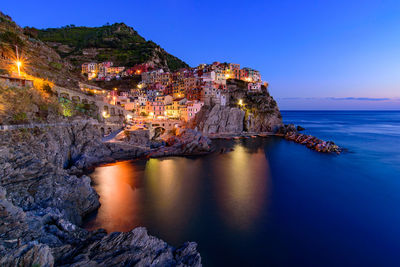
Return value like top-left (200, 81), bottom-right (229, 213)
top-left (37, 23), bottom-right (188, 71)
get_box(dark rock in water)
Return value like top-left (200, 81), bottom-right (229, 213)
top-left (0, 122), bottom-right (202, 266)
top-left (297, 125), bottom-right (305, 131)
top-left (277, 124), bottom-right (298, 134)
top-left (148, 128), bottom-right (212, 158)
top-left (283, 131), bottom-right (342, 154)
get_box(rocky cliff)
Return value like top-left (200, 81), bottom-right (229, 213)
top-left (192, 104), bottom-right (245, 135)
top-left (0, 123), bottom-right (201, 266)
top-left (193, 79), bottom-right (283, 135)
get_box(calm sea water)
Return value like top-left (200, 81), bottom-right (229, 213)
top-left (84, 111), bottom-right (400, 266)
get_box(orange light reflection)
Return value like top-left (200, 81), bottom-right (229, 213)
top-left (88, 161), bottom-right (141, 232)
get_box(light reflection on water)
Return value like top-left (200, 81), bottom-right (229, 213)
top-left (85, 141), bottom-right (271, 236)
top-left (83, 111), bottom-right (400, 266)
top-left (85, 161), bottom-right (141, 232)
top-left (213, 145), bottom-right (269, 231)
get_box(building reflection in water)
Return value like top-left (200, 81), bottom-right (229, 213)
top-left (85, 161), bottom-right (142, 232)
top-left (144, 158), bottom-right (202, 240)
top-left (213, 142), bottom-right (270, 231)
top-left (85, 140), bottom-right (271, 236)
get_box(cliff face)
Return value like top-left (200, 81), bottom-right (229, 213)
top-left (227, 79), bottom-right (283, 133)
top-left (193, 79), bottom-right (283, 135)
top-left (0, 123), bottom-right (201, 266)
top-left (193, 104), bottom-right (245, 135)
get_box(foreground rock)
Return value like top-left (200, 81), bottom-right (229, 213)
top-left (0, 122), bottom-right (201, 266)
top-left (148, 128), bottom-right (212, 158)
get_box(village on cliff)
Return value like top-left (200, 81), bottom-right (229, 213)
top-left (79, 61), bottom-right (267, 130)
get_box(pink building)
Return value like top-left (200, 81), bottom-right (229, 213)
top-left (187, 101), bottom-right (204, 121)
top-left (145, 100), bottom-right (165, 117)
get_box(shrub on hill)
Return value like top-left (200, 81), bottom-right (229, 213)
top-left (37, 23), bottom-right (189, 71)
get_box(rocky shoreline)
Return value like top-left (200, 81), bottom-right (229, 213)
top-left (147, 128), bottom-right (213, 158)
top-left (0, 123), bottom-right (202, 267)
top-left (0, 118), bottom-right (342, 266)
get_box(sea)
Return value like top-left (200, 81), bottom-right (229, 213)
top-left (84, 111), bottom-right (400, 266)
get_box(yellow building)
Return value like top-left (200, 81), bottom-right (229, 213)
top-left (165, 98), bottom-right (187, 119)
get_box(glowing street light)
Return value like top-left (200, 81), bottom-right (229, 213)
top-left (238, 99), bottom-right (243, 106)
top-left (15, 45), bottom-right (22, 77)
top-left (102, 111), bottom-right (110, 118)
top-left (15, 60), bottom-right (22, 77)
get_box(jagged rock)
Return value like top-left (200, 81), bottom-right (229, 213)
top-left (54, 228), bottom-right (201, 266)
top-left (277, 124), bottom-right (298, 134)
top-left (149, 129), bottom-right (212, 158)
top-left (0, 123), bottom-right (202, 266)
top-left (284, 131), bottom-right (342, 154)
top-left (0, 242), bottom-right (54, 267)
top-left (297, 125), bottom-right (305, 131)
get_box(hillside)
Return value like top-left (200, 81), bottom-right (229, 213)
top-left (0, 12), bottom-right (84, 88)
top-left (36, 23), bottom-right (189, 72)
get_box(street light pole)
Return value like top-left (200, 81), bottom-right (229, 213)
top-left (15, 45), bottom-right (21, 77)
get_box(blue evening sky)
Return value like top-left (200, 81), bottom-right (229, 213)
top-left (2, 0), bottom-right (400, 109)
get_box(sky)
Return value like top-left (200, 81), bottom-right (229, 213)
top-left (2, 0), bottom-right (400, 109)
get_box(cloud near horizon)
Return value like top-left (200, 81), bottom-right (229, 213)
top-left (276, 97), bottom-right (400, 110)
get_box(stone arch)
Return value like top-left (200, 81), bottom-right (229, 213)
top-left (100, 127), bottom-right (105, 136)
top-left (152, 126), bottom-right (166, 140)
top-left (82, 98), bottom-right (88, 104)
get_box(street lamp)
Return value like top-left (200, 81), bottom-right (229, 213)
top-left (16, 60), bottom-right (22, 77)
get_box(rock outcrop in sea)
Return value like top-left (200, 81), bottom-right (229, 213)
top-left (148, 128), bottom-right (212, 158)
top-left (278, 124), bottom-right (342, 154)
top-left (0, 122), bottom-right (201, 266)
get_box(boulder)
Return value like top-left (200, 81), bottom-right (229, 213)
top-left (149, 129), bottom-right (212, 158)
